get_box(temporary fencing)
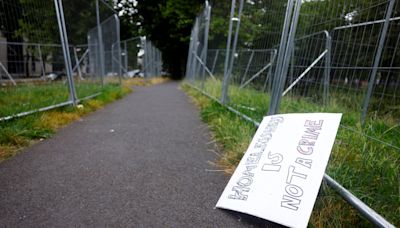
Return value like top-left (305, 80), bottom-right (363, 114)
top-left (186, 0), bottom-right (399, 226)
top-left (0, 0), bottom-right (163, 121)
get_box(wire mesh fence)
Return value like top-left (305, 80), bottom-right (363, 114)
top-left (113, 37), bottom-right (162, 78)
top-left (143, 39), bottom-right (163, 78)
top-left (63, 0), bottom-right (120, 98)
top-left (118, 37), bottom-right (142, 77)
top-left (0, 0), bottom-right (163, 121)
top-left (0, 0), bottom-right (74, 120)
top-left (186, 0), bottom-right (399, 226)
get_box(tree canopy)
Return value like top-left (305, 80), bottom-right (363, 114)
top-left (116, 0), bottom-right (203, 79)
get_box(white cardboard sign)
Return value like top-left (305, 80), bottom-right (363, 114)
top-left (216, 113), bottom-right (342, 228)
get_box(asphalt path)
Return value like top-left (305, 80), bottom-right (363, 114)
top-left (0, 81), bottom-right (277, 227)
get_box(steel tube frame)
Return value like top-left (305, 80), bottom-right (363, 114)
top-left (361, 0), bottom-right (395, 124)
top-left (111, 42), bottom-right (129, 74)
top-left (111, 42), bottom-right (115, 77)
top-left (220, 0), bottom-right (237, 104)
top-left (96, 0), bottom-right (106, 86)
top-left (144, 39), bottom-right (149, 77)
top-left (282, 49), bottom-right (328, 96)
top-left (268, 0), bottom-right (296, 115)
top-left (37, 44), bottom-right (46, 78)
top-left (185, 0), bottom-right (398, 225)
top-left (333, 16), bottom-right (400, 31)
top-left (186, 32), bottom-right (194, 79)
top-left (193, 52), bottom-right (216, 80)
top-left (240, 62), bottom-right (272, 89)
top-left (191, 27), bottom-right (199, 81)
top-left (224, 0), bottom-right (244, 103)
top-left (210, 49), bottom-right (220, 74)
top-left (0, 41), bottom-right (62, 47)
top-left (323, 31), bottom-right (332, 106)
top-left (0, 62), bottom-right (17, 85)
top-left (194, 42), bottom-right (204, 81)
top-left (185, 82), bottom-right (395, 228)
top-left (54, 0), bottom-right (77, 105)
top-left (0, 92), bottom-right (101, 122)
top-left (115, 15), bottom-right (122, 84)
top-left (0, 100), bottom-right (73, 122)
top-left (324, 175), bottom-right (395, 228)
top-left (113, 55), bottom-right (128, 73)
top-left (264, 49), bottom-right (277, 92)
top-left (220, 0), bottom-right (244, 104)
top-left (240, 50), bottom-right (255, 86)
top-left (124, 40), bottom-right (128, 74)
top-left (286, 30), bottom-right (331, 103)
top-left (73, 46), bottom-right (83, 80)
top-left (270, 0), bottom-right (302, 115)
top-left (72, 49), bottom-right (89, 73)
top-left (201, 2), bottom-right (211, 89)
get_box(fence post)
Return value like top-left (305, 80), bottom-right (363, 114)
top-left (189, 33), bottom-right (196, 82)
top-left (226, 0), bottom-right (243, 81)
top-left (268, 0), bottom-right (301, 115)
top-left (201, 2), bottom-right (211, 89)
top-left (186, 32), bottom-right (193, 80)
top-left (144, 39), bottom-right (148, 77)
top-left (268, 0), bottom-right (295, 115)
top-left (158, 49), bottom-right (162, 75)
top-left (264, 50), bottom-right (277, 92)
top-left (114, 15), bottom-right (122, 84)
top-left (220, 0), bottom-right (244, 104)
top-left (124, 40), bottom-right (128, 74)
top-left (324, 31), bottom-right (332, 106)
top-left (37, 44), bottom-right (46, 79)
top-left (240, 50), bottom-right (254, 86)
top-left (289, 47), bottom-right (294, 89)
top-left (146, 40), bottom-right (150, 77)
top-left (53, 0), bottom-right (77, 105)
top-left (149, 41), bottom-right (152, 76)
top-left (187, 31), bottom-right (193, 80)
top-left (220, 0), bottom-right (236, 104)
top-left (152, 45), bottom-right (156, 76)
top-left (211, 49), bottom-right (219, 74)
top-left (73, 46), bottom-right (83, 80)
top-left (226, 0), bottom-right (243, 101)
top-left (361, 0), bottom-right (395, 124)
top-left (111, 43), bottom-right (115, 76)
top-left (96, 0), bottom-right (106, 85)
top-left (191, 19), bottom-right (200, 82)
top-left (149, 44), bottom-right (152, 77)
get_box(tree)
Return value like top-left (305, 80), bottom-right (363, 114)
top-left (15, 0), bottom-right (59, 44)
top-left (128, 0), bottom-right (203, 79)
top-left (114, 0), bottom-right (140, 40)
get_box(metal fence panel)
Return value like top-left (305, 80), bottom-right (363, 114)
top-left (186, 0), bottom-right (399, 226)
top-left (0, 0), bottom-right (74, 120)
top-left (63, 0), bottom-right (122, 95)
top-left (143, 39), bottom-right (162, 78)
top-left (0, 0), bottom-right (129, 121)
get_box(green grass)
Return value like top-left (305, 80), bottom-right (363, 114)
top-left (182, 80), bottom-right (399, 227)
top-left (0, 77), bottom-right (168, 162)
top-left (0, 81), bottom-right (103, 118)
top-left (0, 82), bottom-right (131, 162)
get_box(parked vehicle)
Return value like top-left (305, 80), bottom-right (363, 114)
top-left (45, 72), bottom-right (66, 81)
top-left (124, 69), bottom-right (144, 78)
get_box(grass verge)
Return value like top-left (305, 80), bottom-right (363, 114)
top-left (181, 82), bottom-right (399, 227)
top-left (0, 82), bottom-right (130, 162)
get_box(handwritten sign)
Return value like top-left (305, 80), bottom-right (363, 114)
top-left (216, 113), bottom-right (342, 228)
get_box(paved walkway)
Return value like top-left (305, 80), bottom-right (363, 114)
top-left (0, 81), bottom-right (273, 227)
